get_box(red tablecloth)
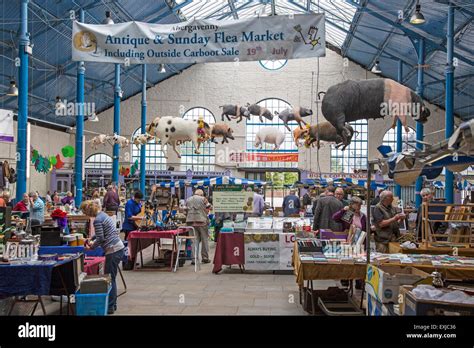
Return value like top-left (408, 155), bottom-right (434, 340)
top-left (127, 229), bottom-right (186, 262)
top-left (84, 257), bottom-right (105, 275)
top-left (212, 232), bottom-right (245, 274)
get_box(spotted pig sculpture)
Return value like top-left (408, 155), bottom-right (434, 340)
top-left (254, 127), bottom-right (285, 150)
top-left (219, 104), bottom-right (250, 123)
top-left (277, 107), bottom-right (313, 131)
top-left (320, 78), bottom-right (430, 145)
top-left (150, 116), bottom-right (210, 158)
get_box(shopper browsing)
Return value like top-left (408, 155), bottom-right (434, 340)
top-left (82, 200), bottom-right (125, 315)
top-left (312, 186), bottom-right (343, 232)
top-left (122, 190), bottom-right (143, 240)
top-left (61, 191), bottom-right (74, 206)
top-left (372, 190), bottom-right (404, 253)
top-left (103, 185), bottom-right (120, 213)
top-left (332, 196), bottom-right (367, 232)
top-left (29, 191), bottom-right (45, 224)
top-left (13, 193), bottom-right (30, 212)
top-left (282, 189), bottom-right (301, 217)
top-left (252, 188), bottom-right (265, 217)
top-left (185, 189), bottom-right (211, 264)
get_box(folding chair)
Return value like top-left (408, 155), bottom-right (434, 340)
top-left (174, 226), bottom-right (200, 272)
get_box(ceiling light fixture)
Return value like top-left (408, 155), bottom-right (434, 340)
top-left (103, 11), bottom-right (114, 25)
top-left (7, 80), bottom-right (18, 96)
top-left (55, 96), bottom-right (67, 113)
top-left (158, 64), bottom-right (166, 73)
top-left (371, 61), bottom-right (382, 74)
top-left (410, 1), bottom-right (426, 25)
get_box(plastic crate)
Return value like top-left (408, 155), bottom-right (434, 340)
top-left (75, 288), bottom-right (111, 316)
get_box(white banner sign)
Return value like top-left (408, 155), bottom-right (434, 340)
top-left (0, 109), bottom-right (14, 143)
top-left (244, 233), bottom-right (295, 270)
top-left (279, 233), bottom-right (295, 270)
top-left (72, 14), bottom-right (325, 64)
top-left (213, 190), bottom-right (254, 213)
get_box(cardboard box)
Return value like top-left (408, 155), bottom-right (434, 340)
top-left (365, 264), bottom-right (432, 304)
top-left (404, 288), bottom-right (474, 316)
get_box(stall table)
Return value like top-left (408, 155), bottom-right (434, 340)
top-left (128, 229), bottom-right (187, 271)
top-left (292, 243), bottom-right (367, 315)
top-left (213, 232), bottom-right (245, 274)
top-left (84, 257), bottom-right (105, 275)
top-left (389, 242), bottom-right (474, 257)
top-left (0, 255), bottom-right (81, 315)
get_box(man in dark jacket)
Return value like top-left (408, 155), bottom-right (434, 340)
top-left (313, 186), bottom-right (343, 232)
top-left (103, 185), bottom-right (120, 213)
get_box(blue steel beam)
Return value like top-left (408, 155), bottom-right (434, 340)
top-left (219, 1), bottom-right (255, 20)
top-left (228, 0), bottom-right (239, 19)
top-left (415, 38), bottom-right (425, 208)
top-left (74, 9), bottom-right (85, 207)
top-left (348, 0), bottom-right (473, 66)
top-left (445, 3), bottom-right (455, 203)
top-left (112, 64), bottom-right (121, 184)
top-left (395, 59), bottom-right (403, 198)
top-left (341, 0), bottom-right (368, 56)
top-left (368, 0), bottom-right (417, 70)
top-left (16, 0), bottom-right (29, 202)
top-left (140, 64), bottom-right (147, 197)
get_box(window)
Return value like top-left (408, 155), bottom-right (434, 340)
top-left (259, 60), bottom-right (288, 71)
top-left (84, 153), bottom-right (112, 169)
top-left (131, 127), bottom-right (167, 171)
top-left (331, 120), bottom-right (368, 173)
top-left (180, 107), bottom-right (216, 172)
top-left (245, 98), bottom-right (297, 168)
top-left (382, 126), bottom-right (416, 152)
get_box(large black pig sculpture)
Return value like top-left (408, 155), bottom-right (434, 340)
top-left (320, 78), bottom-right (431, 145)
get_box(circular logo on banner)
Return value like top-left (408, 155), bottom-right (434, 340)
top-left (73, 31), bottom-right (97, 52)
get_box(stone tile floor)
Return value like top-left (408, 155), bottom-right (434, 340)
top-left (3, 241), bottom-right (341, 316)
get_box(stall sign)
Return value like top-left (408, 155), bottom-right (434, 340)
top-left (72, 14), bottom-right (325, 64)
top-left (0, 109), bottom-right (14, 143)
top-left (244, 233), bottom-right (280, 270)
top-left (213, 190), bottom-right (254, 213)
top-left (279, 233), bottom-right (295, 270)
top-left (230, 152), bottom-right (298, 162)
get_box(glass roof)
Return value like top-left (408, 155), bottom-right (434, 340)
top-left (180, 0), bottom-right (357, 48)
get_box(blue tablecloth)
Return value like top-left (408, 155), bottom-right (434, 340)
top-left (39, 245), bottom-right (105, 257)
top-left (0, 258), bottom-right (72, 297)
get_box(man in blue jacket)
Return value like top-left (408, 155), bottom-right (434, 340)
top-left (282, 189), bottom-right (301, 217)
top-left (122, 190), bottom-right (143, 240)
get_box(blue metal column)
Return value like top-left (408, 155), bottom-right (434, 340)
top-left (415, 38), bottom-right (425, 208)
top-left (395, 60), bottom-right (403, 198)
top-left (140, 64), bottom-right (147, 197)
top-left (74, 9), bottom-right (85, 207)
top-left (16, 0), bottom-right (29, 201)
top-left (112, 64), bottom-right (121, 183)
top-left (445, 3), bottom-right (455, 204)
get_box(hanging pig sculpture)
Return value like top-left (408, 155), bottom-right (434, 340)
top-left (247, 103), bottom-right (276, 123)
top-left (320, 78), bottom-right (430, 145)
top-left (150, 116), bottom-right (211, 158)
top-left (210, 124), bottom-right (235, 144)
top-left (219, 104), bottom-right (250, 123)
top-left (254, 127), bottom-right (285, 150)
top-left (277, 107), bottom-right (313, 131)
top-left (293, 122), bottom-right (357, 150)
